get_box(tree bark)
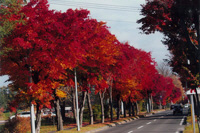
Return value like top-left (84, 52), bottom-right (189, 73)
top-left (79, 91), bottom-right (87, 127)
top-left (87, 90), bottom-right (93, 125)
top-left (99, 90), bottom-right (106, 123)
top-left (123, 101), bottom-right (126, 118)
top-left (109, 79), bottom-right (113, 121)
top-left (151, 94), bottom-right (153, 112)
top-left (35, 103), bottom-right (42, 133)
top-left (117, 95), bottom-right (120, 120)
top-left (132, 102), bottom-right (135, 116)
top-left (54, 94), bottom-right (63, 131)
top-left (72, 88), bottom-right (77, 123)
top-left (129, 98), bottom-right (131, 117)
top-left (55, 97), bottom-right (63, 131)
top-left (135, 102), bottom-right (139, 115)
top-left (60, 101), bottom-right (65, 122)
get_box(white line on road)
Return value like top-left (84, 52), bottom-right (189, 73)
top-left (146, 122), bottom-right (151, 125)
top-left (180, 116), bottom-right (186, 125)
top-left (127, 131), bottom-right (133, 133)
top-left (137, 126), bottom-right (144, 129)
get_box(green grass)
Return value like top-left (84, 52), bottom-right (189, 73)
top-left (183, 115), bottom-right (199, 133)
top-left (184, 123), bottom-right (198, 133)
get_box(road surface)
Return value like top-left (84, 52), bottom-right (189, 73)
top-left (97, 108), bottom-right (189, 133)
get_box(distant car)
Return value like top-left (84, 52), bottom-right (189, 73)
top-left (42, 111), bottom-right (56, 117)
top-left (170, 105), bottom-right (175, 110)
top-left (184, 104), bottom-right (189, 108)
top-left (10, 111), bottom-right (31, 119)
top-left (173, 105), bottom-right (183, 115)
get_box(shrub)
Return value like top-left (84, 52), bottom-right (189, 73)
top-left (2, 117), bottom-right (31, 133)
top-left (0, 108), bottom-right (5, 120)
top-left (92, 104), bottom-right (101, 121)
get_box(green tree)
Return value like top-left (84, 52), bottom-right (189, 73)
top-left (0, 86), bottom-right (15, 109)
top-left (0, 0), bottom-right (25, 55)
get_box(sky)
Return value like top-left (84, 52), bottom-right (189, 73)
top-left (0, 0), bottom-right (171, 87)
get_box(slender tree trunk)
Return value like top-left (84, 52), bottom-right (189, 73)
top-left (87, 90), bottom-right (93, 125)
top-left (35, 103), bottom-right (42, 133)
top-left (149, 93), bottom-right (151, 112)
top-left (60, 101), bottom-right (65, 122)
top-left (132, 102), bottom-right (135, 116)
top-left (151, 94), bottom-right (153, 112)
top-left (117, 95), bottom-right (120, 120)
top-left (99, 90), bottom-right (106, 123)
top-left (128, 98), bottom-right (131, 117)
top-left (72, 88), bottom-right (77, 123)
top-left (135, 102), bottom-right (139, 115)
top-left (109, 79), bottom-right (113, 121)
top-left (79, 91), bottom-right (87, 127)
top-left (54, 89), bottom-right (63, 131)
top-left (123, 101), bottom-right (126, 118)
top-left (55, 97), bottom-right (63, 131)
top-left (146, 101), bottom-right (149, 113)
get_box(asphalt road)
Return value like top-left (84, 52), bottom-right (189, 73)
top-left (97, 108), bottom-right (189, 133)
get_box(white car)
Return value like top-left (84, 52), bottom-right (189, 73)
top-left (10, 111), bottom-right (31, 119)
top-left (42, 111), bottom-right (56, 117)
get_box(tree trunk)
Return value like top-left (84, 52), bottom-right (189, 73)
top-left (35, 103), bottom-right (42, 133)
top-left (99, 90), bottom-right (105, 123)
top-left (148, 93), bottom-right (151, 112)
top-left (135, 102), bottom-right (139, 115)
top-left (55, 97), bottom-right (63, 131)
top-left (146, 101), bottom-right (149, 113)
top-left (132, 102), bottom-right (135, 116)
top-left (87, 90), bottom-right (93, 125)
top-left (123, 101), bottom-right (126, 118)
top-left (151, 94), bottom-right (153, 112)
top-left (72, 88), bottom-right (77, 123)
top-left (79, 91), bottom-right (87, 127)
top-left (109, 79), bottom-right (113, 121)
top-left (129, 98), bottom-right (131, 117)
top-left (60, 101), bottom-right (65, 122)
top-left (117, 95), bottom-right (120, 120)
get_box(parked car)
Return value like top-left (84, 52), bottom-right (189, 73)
top-left (173, 105), bottom-right (183, 115)
top-left (42, 111), bottom-right (56, 117)
top-left (10, 111), bottom-right (31, 119)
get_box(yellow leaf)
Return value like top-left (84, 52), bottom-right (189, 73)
top-left (56, 89), bottom-right (67, 98)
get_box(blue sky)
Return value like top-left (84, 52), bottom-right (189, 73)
top-left (0, 0), bottom-right (170, 87)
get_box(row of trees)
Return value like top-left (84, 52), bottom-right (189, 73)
top-left (0, 0), bottom-right (183, 132)
top-left (137, 0), bottom-right (200, 130)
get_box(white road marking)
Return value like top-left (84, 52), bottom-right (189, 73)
top-left (154, 119), bottom-right (156, 121)
top-left (146, 122), bottom-right (151, 125)
top-left (127, 131), bottom-right (133, 133)
top-left (180, 116), bottom-right (186, 125)
top-left (137, 126), bottom-right (144, 129)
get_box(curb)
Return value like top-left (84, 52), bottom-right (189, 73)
top-left (86, 111), bottom-right (166, 133)
top-left (85, 116), bottom-right (141, 133)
